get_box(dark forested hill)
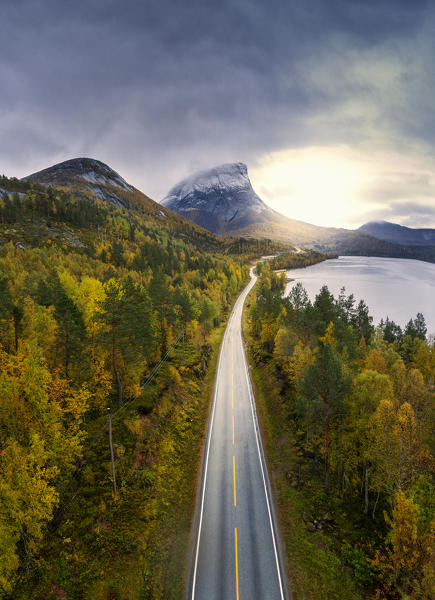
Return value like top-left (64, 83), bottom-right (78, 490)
top-left (358, 220), bottom-right (435, 247)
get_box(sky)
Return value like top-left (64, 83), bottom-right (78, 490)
top-left (1, 0), bottom-right (435, 228)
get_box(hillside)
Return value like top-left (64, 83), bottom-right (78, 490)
top-left (162, 163), bottom-right (435, 263)
top-left (311, 229), bottom-right (435, 262)
top-left (0, 167), bottom-right (288, 599)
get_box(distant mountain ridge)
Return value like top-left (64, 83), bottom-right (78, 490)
top-left (358, 220), bottom-right (435, 247)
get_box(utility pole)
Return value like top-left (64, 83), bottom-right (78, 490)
top-left (107, 407), bottom-right (117, 494)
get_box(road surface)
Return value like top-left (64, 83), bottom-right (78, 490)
top-left (188, 267), bottom-right (288, 600)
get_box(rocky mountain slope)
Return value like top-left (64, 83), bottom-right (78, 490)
top-left (358, 220), bottom-right (435, 246)
top-left (161, 162), bottom-right (334, 243)
top-left (162, 163), bottom-right (269, 234)
top-left (22, 157), bottom-right (169, 218)
top-left (23, 158), bottom-right (138, 208)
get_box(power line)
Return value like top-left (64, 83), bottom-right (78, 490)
top-left (57, 329), bottom-right (184, 511)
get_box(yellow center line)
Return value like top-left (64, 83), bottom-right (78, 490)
top-left (232, 415), bottom-right (235, 445)
top-left (235, 527), bottom-right (239, 600)
top-left (233, 455), bottom-right (237, 506)
top-left (232, 340), bottom-right (234, 408)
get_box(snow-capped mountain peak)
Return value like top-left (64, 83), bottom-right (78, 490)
top-left (161, 163), bottom-right (268, 234)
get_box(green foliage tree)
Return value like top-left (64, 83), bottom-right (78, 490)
top-left (405, 312), bottom-right (427, 340)
top-left (301, 339), bottom-right (351, 494)
top-left (95, 278), bottom-right (156, 405)
top-left (38, 273), bottom-right (86, 378)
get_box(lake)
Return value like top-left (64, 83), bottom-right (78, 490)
top-left (284, 256), bottom-right (435, 335)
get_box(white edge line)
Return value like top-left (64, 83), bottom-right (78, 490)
top-left (243, 358), bottom-right (285, 599)
top-left (191, 305), bottom-right (233, 598)
top-left (241, 295), bottom-right (286, 599)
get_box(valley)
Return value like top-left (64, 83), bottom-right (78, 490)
top-left (0, 157), bottom-right (433, 600)
top-left (3, 3), bottom-right (435, 600)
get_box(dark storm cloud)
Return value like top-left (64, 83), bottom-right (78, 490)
top-left (361, 173), bottom-right (435, 203)
top-left (0, 0), bottom-right (434, 206)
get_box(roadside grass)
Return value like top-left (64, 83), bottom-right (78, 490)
top-left (242, 291), bottom-right (363, 600)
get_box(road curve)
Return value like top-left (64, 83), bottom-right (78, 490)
top-left (187, 267), bottom-right (289, 600)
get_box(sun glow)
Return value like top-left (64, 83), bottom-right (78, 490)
top-left (250, 146), bottom-right (378, 228)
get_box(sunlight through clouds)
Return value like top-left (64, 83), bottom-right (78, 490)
top-left (251, 145), bottom-right (435, 228)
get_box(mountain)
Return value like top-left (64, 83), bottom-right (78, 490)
top-left (161, 163), bottom-right (268, 235)
top-left (161, 162), bottom-right (342, 243)
top-left (19, 157), bottom-right (224, 244)
top-left (358, 220), bottom-right (435, 247)
top-left (22, 157), bottom-right (160, 213)
top-left (161, 162), bottom-right (435, 263)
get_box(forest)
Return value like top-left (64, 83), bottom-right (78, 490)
top-left (268, 250), bottom-right (338, 271)
top-left (0, 177), bottom-right (285, 598)
top-left (246, 262), bottom-right (434, 599)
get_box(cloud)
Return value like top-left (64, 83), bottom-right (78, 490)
top-left (0, 0), bottom-right (434, 227)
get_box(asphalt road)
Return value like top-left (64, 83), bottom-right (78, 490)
top-left (188, 267), bottom-right (288, 600)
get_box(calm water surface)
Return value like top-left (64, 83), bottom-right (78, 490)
top-left (284, 256), bottom-right (435, 335)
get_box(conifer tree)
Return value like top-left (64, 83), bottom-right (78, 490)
top-left (301, 339), bottom-right (351, 494)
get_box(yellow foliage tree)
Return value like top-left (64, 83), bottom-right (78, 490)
top-left (374, 490), bottom-right (434, 600)
top-left (365, 348), bottom-right (387, 374)
top-left (369, 401), bottom-right (433, 505)
top-left (287, 341), bottom-right (316, 388)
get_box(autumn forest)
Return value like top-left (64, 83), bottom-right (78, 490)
top-left (246, 263), bottom-right (434, 599)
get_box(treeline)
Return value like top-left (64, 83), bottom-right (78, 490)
top-left (248, 264), bottom-right (434, 600)
top-left (0, 185), bottom-right (108, 229)
top-left (0, 192), bottom-right (250, 594)
top-left (259, 250), bottom-right (336, 272)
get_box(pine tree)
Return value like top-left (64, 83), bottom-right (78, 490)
top-left (301, 339), bottom-right (351, 494)
top-left (95, 278), bottom-right (156, 405)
